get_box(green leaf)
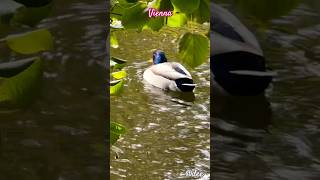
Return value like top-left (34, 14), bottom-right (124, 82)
top-left (110, 121), bottom-right (126, 145)
top-left (122, 2), bottom-right (149, 29)
top-left (0, 57), bottom-right (43, 107)
top-left (6, 28), bottom-right (54, 54)
top-left (192, 0), bottom-right (210, 24)
top-left (178, 32), bottom-right (209, 68)
top-left (112, 70), bottom-right (127, 79)
top-left (143, 16), bottom-right (164, 31)
top-left (0, 57), bottom-right (36, 78)
top-left (110, 79), bottom-right (124, 95)
top-left (159, 0), bottom-right (174, 11)
top-left (11, 3), bottom-right (52, 26)
top-left (110, 32), bottom-right (119, 48)
top-left (110, 57), bottom-right (127, 70)
top-left (171, 0), bottom-right (200, 13)
top-left (13, 0), bottom-right (52, 7)
top-left (111, 121), bottom-right (126, 135)
top-left (167, 12), bottom-right (187, 27)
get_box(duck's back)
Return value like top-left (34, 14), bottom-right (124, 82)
top-left (143, 62), bottom-right (194, 91)
top-left (211, 3), bottom-right (263, 56)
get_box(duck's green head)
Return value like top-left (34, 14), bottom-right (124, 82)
top-left (153, 50), bottom-right (167, 64)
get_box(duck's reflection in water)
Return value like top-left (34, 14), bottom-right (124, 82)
top-left (212, 94), bottom-right (272, 142)
top-left (143, 82), bottom-right (195, 107)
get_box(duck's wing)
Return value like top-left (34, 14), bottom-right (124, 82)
top-left (150, 63), bottom-right (191, 80)
top-left (211, 3), bottom-right (263, 56)
top-left (143, 67), bottom-right (174, 90)
top-left (171, 62), bottom-right (192, 78)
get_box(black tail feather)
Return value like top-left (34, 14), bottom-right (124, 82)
top-left (175, 78), bottom-right (195, 92)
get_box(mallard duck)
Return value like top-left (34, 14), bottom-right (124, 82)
top-left (143, 50), bottom-right (196, 92)
top-left (211, 3), bottom-right (276, 96)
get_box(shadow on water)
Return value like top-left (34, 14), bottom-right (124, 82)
top-left (0, 0), bottom-right (107, 179)
top-left (144, 83), bottom-right (196, 104)
top-left (213, 95), bottom-right (272, 142)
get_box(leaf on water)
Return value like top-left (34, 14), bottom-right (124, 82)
top-left (110, 57), bottom-right (127, 70)
top-left (6, 28), bottom-right (53, 54)
top-left (122, 2), bottom-right (149, 29)
top-left (0, 57), bottom-right (43, 107)
top-left (167, 12), bottom-right (187, 27)
top-left (112, 70), bottom-right (127, 79)
top-left (110, 32), bottom-right (119, 48)
top-left (11, 3), bottom-right (52, 27)
top-left (111, 121), bottom-right (126, 145)
top-left (110, 79), bottom-right (124, 95)
top-left (171, 0), bottom-right (200, 14)
top-left (178, 32), bottom-right (209, 68)
top-left (111, 121), bottom-right (126, 134)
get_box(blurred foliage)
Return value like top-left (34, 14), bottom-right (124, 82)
top-left (110, 57), bottom-right (126, 96)
top-left (217, 0), bottom-right (301, 26)
top-left (6, 28), bottom-right (53, 54)
top-left (0, 0), bottom-right (53, 108)
top-left (110, 57), bottom-right (127, 146)
top-left (235, 0), bottom-right (301, 23)
top-left (179, 32), bottom-right (209, 68)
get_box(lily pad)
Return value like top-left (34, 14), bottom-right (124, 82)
top-left (178, 32), bottom-right (209, 68)
top-left (6, 28), bottom-right (54, 54)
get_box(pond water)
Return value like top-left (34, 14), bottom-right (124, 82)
top-left (0, 0), bottom-right (107, 179)
top-left (213, 0), bottom-right (320, 179)
top-left (110, 27), bottom-right (210, 178)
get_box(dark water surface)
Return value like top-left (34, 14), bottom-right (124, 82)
top-left (213, 0), bottom-right (320, 179)
top-left (0, 0), bottom-right (107, 179)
